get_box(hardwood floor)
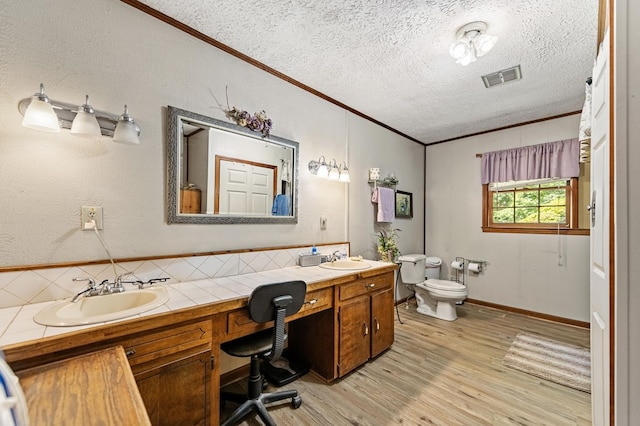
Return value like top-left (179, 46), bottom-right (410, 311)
top-left (220, 302), bottom-right (592, 425)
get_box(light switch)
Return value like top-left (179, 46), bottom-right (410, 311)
top-left (320, 215), bottom-right (327, 230)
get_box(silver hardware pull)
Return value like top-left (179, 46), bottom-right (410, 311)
top-left (363, 323), bottom-right (369, 336)
top-left (304, 298), bottom-right (318, 305)
top-left (125, 349), bottom-right (136, 357)
top-left (365, 283), bottom-right (375, 289)
top-left (588, 190), bottom-right (596, 227)
top-left (375, 318), bottom-right (380, 331)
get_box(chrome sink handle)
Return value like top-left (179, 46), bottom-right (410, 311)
top-left (71, 277), bottom-right (98, 302)
top-left (73, 277), bottom-right (97, 288)
top-left (133, 277), bottom-right (170, 289)
top-left (115, 272), bottom-right (133, 288)
top-left (118, 277), bottom-right (170, 289)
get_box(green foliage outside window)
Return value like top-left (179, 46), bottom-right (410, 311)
top-left (491, 180), bottom-right (568, 225)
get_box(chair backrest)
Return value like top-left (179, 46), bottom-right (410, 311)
top-left (247, 280), bottom-right (306, 361)
top-left (248, 280), bottom-right (307, 323)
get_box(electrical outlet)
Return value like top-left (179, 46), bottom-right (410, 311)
top-left (81, 206), bottom-right (103, 230)
top-left (320, 215), bottom-right (327, 230)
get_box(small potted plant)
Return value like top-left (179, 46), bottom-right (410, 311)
top-left (377, 228), bottom-right (401, 262)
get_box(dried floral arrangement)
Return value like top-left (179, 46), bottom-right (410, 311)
top-left (225, 87), bottom-right (273, 137)
top-left (226, 107), bottom-right (272, 137)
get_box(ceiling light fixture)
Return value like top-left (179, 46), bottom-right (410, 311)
top-left (449, 21), bottom-right (497, 66)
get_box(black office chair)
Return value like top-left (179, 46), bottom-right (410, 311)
top-left (221, 280), bottom-right (306, 426)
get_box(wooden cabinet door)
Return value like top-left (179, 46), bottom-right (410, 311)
top-left (136, 350), bottom-right (211, 426)
top-left (338, 296), bottom-right (371, 377)
top-left (371, 287), bottom-right (395, 358)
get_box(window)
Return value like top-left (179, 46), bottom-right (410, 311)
top-left (482, 177), bottom-right (587, 235)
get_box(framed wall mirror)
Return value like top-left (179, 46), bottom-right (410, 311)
top-left (167, 106), bottom-right (299, 224)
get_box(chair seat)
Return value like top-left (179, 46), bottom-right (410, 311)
top-left (222, 329), bottom-right (288, 358)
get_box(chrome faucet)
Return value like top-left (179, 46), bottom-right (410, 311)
top-left (71, 277), bottom-right (98, 302)
top-left (329, 250), bottom-right (341, 262)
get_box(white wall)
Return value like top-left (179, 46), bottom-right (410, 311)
top-left (347, 114), bottom-right (426, 300)
top-left (0, 0), bottom-right (424, 268)
top-left (425, 115), bottom-right (590, 322)
top-left (615, 0), bottom-right (639, 421)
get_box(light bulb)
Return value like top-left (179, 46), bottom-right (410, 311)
top-left (317, 162), bottom-right (329, 178)
top-left (449, 39), bottom-right (471, 60)
top-left (70, 95), bottom-right (101, 139)
top-left (474, 34), bottom-right (497, 56)
top-left (21, 83), bottom-right (60, 132)
top-left (339, 168), bottom-right (350, 183)
top-left (329, 165), bottom-right (340, 180)
top-left (113, 105), bottom-right (140, 145)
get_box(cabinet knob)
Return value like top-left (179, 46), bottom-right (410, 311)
top-left (304, 298), bottom-right (318, 305)
top-left (365, 283), bottom-right (375, 289)
top-left (125, 349), bottom-right (136, 357)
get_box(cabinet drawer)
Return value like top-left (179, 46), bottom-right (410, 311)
top-left (227, 287), bottom-right (333, 337)
top-left (339, 273), bottom-right (392, 301)
top-left (122, 320), bottom-right (212, 375)
top-left (298, 287), bottom-right (333, 315)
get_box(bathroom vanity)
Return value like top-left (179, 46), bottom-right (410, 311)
top-left (3, 262), bottom-right (397, 426)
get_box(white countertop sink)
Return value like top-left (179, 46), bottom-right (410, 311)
top-left (319, 260), bottom-right (372, 271)
top-left (33, 287), bottom-right (169, 327)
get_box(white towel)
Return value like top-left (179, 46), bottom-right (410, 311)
top-left (373, 187), bottom-right (395, 223)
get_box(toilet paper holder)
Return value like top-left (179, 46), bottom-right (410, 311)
top-left (467, 259), bottom-right (487, 273)
top-left (451, 256), bottom-right (466, 285)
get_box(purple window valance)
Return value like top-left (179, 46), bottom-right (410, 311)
top-left (481, 138), bottom-right (580, 184)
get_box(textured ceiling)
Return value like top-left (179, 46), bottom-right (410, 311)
top-left (137, 0), bottom-right (598, 144)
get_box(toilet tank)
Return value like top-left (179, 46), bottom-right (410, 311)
top-left (398, 254), bottom-right (426, 284)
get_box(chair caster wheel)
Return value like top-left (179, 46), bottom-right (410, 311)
top-left (262, 378), bottom-right (268, 391)
top-left (291, 396), bottom-right (302, 409)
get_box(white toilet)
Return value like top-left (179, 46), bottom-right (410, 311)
top-left (399, 254), bottom-right (468, 321)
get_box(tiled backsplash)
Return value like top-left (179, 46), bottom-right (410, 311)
top-left (0, 243), bottom-right (348, 309)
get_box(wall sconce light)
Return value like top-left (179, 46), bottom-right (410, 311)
top-left (18, 83), bottom-right (141, 144)
top-left (338, 162), bottom-right (351, 182)
top-left (21, 83), bottom-right (60, 132)
top-left (70, 95), bottom-right (101, 138)
top-left (308, 156), bottom-right (330, 178)
top-left (328, 159), bottom-right (340, 180)
top-left (308, 156), bottom-right (350, 183)
top-left (112, 105), bottom-right (140, 145)
top-left (449, 21), bottom-right (497, 66)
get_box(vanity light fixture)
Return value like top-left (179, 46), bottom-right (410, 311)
top-left (308, 156), bottom-right (350, 183)
top-left (18, 83), bottom-right (141, 144)
top-left (449, 21), bottom-right (497, 66)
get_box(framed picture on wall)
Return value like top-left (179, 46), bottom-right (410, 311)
top-left (395, 190), bottom-right (413, 218)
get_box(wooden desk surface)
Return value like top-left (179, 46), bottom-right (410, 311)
top-left (17, 346), bottom-right (151, 426)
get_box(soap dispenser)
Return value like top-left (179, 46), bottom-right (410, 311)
top-left (311, 245), bottom-right (318, 255)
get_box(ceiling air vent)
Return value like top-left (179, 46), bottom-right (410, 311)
top-left (481, 65), bottom-right (522, 88)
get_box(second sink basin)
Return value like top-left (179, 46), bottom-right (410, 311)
top-left (319, 260), bottom-right (372, 271)
top-left (33, 286), bottom-right (170, 327)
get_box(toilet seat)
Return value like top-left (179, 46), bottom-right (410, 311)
top-left (420, 279), bottom-right (466, 293)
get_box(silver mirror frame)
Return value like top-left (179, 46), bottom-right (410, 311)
top-left (167, 106), bottom-right (299, 224)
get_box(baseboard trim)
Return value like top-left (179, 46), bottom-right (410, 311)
top-left (466, 298), bottom-right (590, 329)
top-left (220, 365), bottom-right (250, 387)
